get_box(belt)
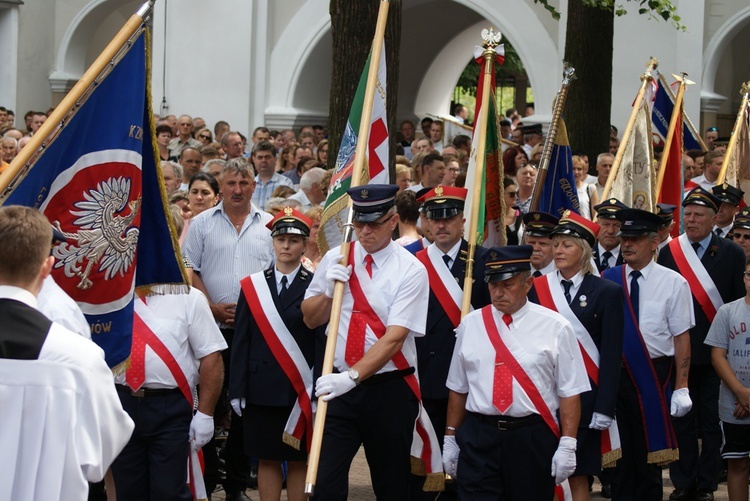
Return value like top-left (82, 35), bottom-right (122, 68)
top-left (622, 355), bottom-right (671, 369)
top-left (116, 383), bottom-right (182, 398)
top-left (470, 411), bottom-right (544, 431)
top-left (334, 367), bottom-right (415, 386)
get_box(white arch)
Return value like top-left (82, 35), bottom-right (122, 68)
top-left (701, 5), bottom-right (750, 101)
top-left (415, 0), bottom-right (559, 120)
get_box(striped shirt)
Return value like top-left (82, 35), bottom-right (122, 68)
top-left (183, 202), bottom-right (274, 325)
top-left (252, 172), bottom-right (294, 209)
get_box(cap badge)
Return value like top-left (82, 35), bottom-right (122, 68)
top-left (723, 183), bottom-right (729, 189)
top-left (533, 213), bottom-right (541, 221)
top-left (435, 186), bottom-right (444, 197)
top-left (284, 206), bottom-right (294, 215)
top-left (609, 199), bottom-right (616, 204)
top-left (360, 188), bottom-right (369, 199)
top-left (562, 209), bottom-right (571, 218)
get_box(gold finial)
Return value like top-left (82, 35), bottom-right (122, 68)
top-left (741, 81), bottom-right (750, 96)
top-left (481, 27), bottom-right (502, 49)
top-left (671, 72), bottom-right (695, 86)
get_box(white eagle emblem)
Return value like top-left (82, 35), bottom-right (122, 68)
top-left (52, 177), bottom-right (141, 290)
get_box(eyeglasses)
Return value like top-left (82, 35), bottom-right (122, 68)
top-left (199, 134), bottom-right (211, 140)
top-left (353, 214), bottom-right (394, 230)
top-left (733, 233), bottom-right (750, 240)
top-left (743, 272), bottom-right (750, 278)
top-left (506, 191), bottom-right (518, 197)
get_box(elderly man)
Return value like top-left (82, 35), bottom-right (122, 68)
top-left (222, 131), bottom-right (246, 160)
top-left (592, 198), bottom-right (628, 272)
top-left (594, 153), bottom-right (614, 199)
top-left (169, 115), bottom-right (201, 159)
top-left (659, 188), bottom-right (746, 501)
top-left (443, 245), bottom-right (590, 499)
top-left (1, 136), bottom-right (17, 166)
top-left (183, 157), bottom-right (274, 501)
top-left (302, 185), bottom-right (439, 500)
top-left (289, 167), bottom-right (326, 212)
top-left (0, 206), bottom-right (133, 500)
top-left (162, 161), bottom-right (182, 196)
top-left (523, 211), bottom-right (559, 276)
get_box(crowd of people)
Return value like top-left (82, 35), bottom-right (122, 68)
top-left (2, 102), bottom-right (750, 501)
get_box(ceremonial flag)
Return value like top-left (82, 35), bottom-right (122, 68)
top-left (658, 97), bottom-right (684, 237)
top-left (609, 99), bottom-right (656, 211)
top-left (318, 44), bottom-right (389, 254)
top-left (1, 28), bottom-right (186, 371)
top-left (535, 120), bottom-right (580, 217)
top-left (651, 76), bottom-right (702, 151)
top-left (463, 44), bottom-right (504, 247)
top-left (721, 101), bottom-right (750, 192)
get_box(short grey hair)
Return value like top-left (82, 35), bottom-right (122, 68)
top-left (223, 156), bottom-right (255, 178)
top-left (1, 136), bottom-right (18, 148)
top-left (300, 167), bottom-right (326, 191)
top-left (162, 160), bottom-right (182, 179)
top-left (202, 158), bottom-right (226, 173)
top-left (265, 197), bottom-right (302, 213)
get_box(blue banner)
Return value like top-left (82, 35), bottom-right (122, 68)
top-left (652, 80), bottom-right (702, 151)
top-left (537, 120), bottom-right (580, 217)
top-left (3, 30), bottom-right (185, 369)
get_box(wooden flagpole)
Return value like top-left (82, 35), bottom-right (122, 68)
top-left (461, 28), bottom-right (500, 317)
top-left (655, 73), bottom-right (692, 197)
top-left (602, 58), bottom-right (658, 200)
top-left (716, 82), bottom-right (750, 185)
top-left (0, 1), bottom-right (155, 198)
top-left (528, 64), bottom-right (575, 212)
top-left (304, 0), bottom-right (390, 495)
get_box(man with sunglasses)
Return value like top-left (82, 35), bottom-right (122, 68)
top-left (712, 183), bottom-right (744, 239)
top-left (731, 208), bottom-right (750, 257)
top-left (303, 184), bottom-right (440, 500)
top-left (705, 127), bottom-right (719, 151)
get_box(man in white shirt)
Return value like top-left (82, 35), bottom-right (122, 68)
top-left (289, 167), bottom-right (326, 212)
top-left (0, 206), bottom-right (133, 501)
top-left (691, 150), bottom-right (724, 191)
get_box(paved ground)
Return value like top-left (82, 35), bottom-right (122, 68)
top-left (212, 447), bottom-right (731, 500)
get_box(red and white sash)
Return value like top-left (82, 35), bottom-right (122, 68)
top-left (346, 243), bottom-right (444, 492)
top-left (130, 298), bottom-right (207, 501)
top-left (534, 275), bottom-right (621, 467)
top-left (416, 244), bottom-right (470, 328)
top-left (668, 234), bottom-right (723, 321)
top-left (239, 273), bottom-right (314, 452)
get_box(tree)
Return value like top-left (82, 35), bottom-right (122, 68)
top-left (327, 0), bottom-right (402, 181)
top-left (534, 0), bottom-right (681, 163)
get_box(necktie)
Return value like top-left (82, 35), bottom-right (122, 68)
top-left (493, 314), bottom-right (514, 414)
top-left (532, 270), bottom-right (542, 278)
top-left (364, 254), bottom-right (374, 278)
top-left (715, 228), bottom-right (723, 237)
top-left (630, 270), bottom-right (642, 321)
top-left (601, 251), bottom-right (612, 271)
top-left (280, 275), bottom-right (289, 298)
top-left (562, 280), bottom-right (573, 304)
top-left (442, 254), bottom-right (452, 269)
top-left (691, 242), bottom-right (701, 255)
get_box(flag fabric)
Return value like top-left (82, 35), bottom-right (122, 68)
top-left (722, 101), bottom-right (750, 193)
top-left (658, 98), bottom-right (684, 237)
top-left (609, 99), bottom-right (656, 212)
top-left (463, 45), bottom-right (504, 247)
top-left (535, 120), bottom-right (580, 218)
top-left (651, 76), bottom-right (702, 151)
top-left (1, 29), bottom-right (186, 371)
top-left (318, 44), bottom-right (389, 254)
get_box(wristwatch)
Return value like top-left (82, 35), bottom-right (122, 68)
top-left (347, 368), bottom-right (360, 385)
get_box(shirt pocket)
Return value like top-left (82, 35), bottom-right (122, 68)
top-left (639, 301), bottom-right (668, 335)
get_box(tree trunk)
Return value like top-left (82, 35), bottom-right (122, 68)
top-left (563, 0), bottom-right (613, 172)
top-left (328, 0), bottom-right (401, 182)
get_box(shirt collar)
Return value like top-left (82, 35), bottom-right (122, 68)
top-left (360, 240), bottom-right (396, 270)
top-left (0, 285), bottom-right (38, 309)
top-left (442, 239), bottom-right (462, 264)
top-left (556, 269), bottom-right (584, 287)
top-left (625, 259), bottom-right (656, 280)
top-left (493, 300), bottom-right (530, 327)
top-left (534, 259), bottom-right (556, 275)
top-left (691, 232), bottom-right (713, 251)
top-left (275, 264), bottom-right (301, 288)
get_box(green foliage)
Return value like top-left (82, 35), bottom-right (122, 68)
top-left (533, 0), bottom-right (684, 30)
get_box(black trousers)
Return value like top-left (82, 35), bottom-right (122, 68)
top-left (203, 327), bottom-right (250, 494)
top-left (110, 389), bottom-right (193, 501)
top-left (669, 363), bottom-right (722, 492)
top-left (612, 358), bottom-right (673, 501)
top-left (311, 376), bottom-right (418, 501)
top-left (410, 397), bottom-right (457, 501)
top-left (455, 412), bottom-right (557, 500)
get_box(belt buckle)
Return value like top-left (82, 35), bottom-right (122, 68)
top-left (496, 420), bottom-right (510, 431)
top-left (131, 388), bottom-right (145, 397)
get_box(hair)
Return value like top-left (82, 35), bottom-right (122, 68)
top-left (704, 150), bottom-right (724, 165)
top-left (179, 146), bottom-right (201, 160)
top-left (298, 131), bottom-right (315, 142)
top-left (2, 136), bottom-right (18, 148)
top-left (214, 120), bottom-right (230, 136)
top-left (195, 127), bottom-right (213, 141)
top-left (551, 234), bottom-right (595, 275)
top-left (266, 197), bottom-right (301, 214)
top-left (155, 124), bottom-right (173, 137)
top-left (162, 160), bottom-right (182, 180)
top-left (188, 172), bottom-right (220, 194)
top-left (202, 158), bottom-right (226, 175)
top-left (452, 134), bottom-right (471, 149)
top-left (220, 130), bottom-right (242, 148)
top-left (396, 163), bottom-right (412, 180)
top-left (169, 204), bottom-right (185, 236)
top-left (596, 152), bottom-right (614, 165)
top-left (306, 205), bottom-right (323, 223)
top-left (300, 167), bottom-right (327, 191)
top-left (502, 146), bottom-right (528, 177)
top-left (421, 152), bottom-right (444, 170)
top-left (252, 126), bottom-right (270, 137)
top-left (272, 185), bottom-right (296, 198)
top-left (199, 144), bottom-right (220, 159)
top-left (686, 149), bottom-right (706, 161)
top-left (503, 176), bottom-right (518, 190)
top-left (421, 117), bottom-right (433, 127)
top-left (223, 156), bottom-right (255, 178)
top-left (278, 142), bottom-right (300, 171)
top-left (252, 140), bottom-right (276, 156)
top-left (395, 190), bottom-right (420, 225)
top-left (572, 155), bottom-right (586, 169)
top-left (0, 206), bottom-right (52, 285)
top-left (316, 139), bottom-right (329, 163)
top-left (169, 190), bottom-right (189, 205)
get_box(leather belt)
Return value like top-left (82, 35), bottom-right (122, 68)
top-left (470, 411), bottom-right (544, 431)
top-left (116, 383), bottom-right (182, 398)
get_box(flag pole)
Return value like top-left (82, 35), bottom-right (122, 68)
top-left (655, 73), bottom-right (692, 197)
top-left (461, 29), bottom-right (499, 317)
top-left (659, 71), bottom-right (709, 152)
top-left (0, 1), bottom-right (155, 197)
top-left (716, 82), bottom-right (750, 185)
top-left (602, 58), bottom-right (658, 200)
top-left (529, 64), bottom-right (575, 212)
top-left (304, 0), bottom-right (390, 495)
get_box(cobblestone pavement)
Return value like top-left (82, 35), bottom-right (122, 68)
top-left (212, 448), bottom-right (730, 500)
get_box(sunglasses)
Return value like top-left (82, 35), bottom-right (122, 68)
top-left (744, 272), bottom-right (750, 278)
top-left (199, 134), bottom-right (211, 140)
top-left (706, 127), bottom-right (718, 132)
top-left (506, 191), bottom-right (518, 197)
top-left (734, 234), bottom-right (750, 241)
top-left (353, 214), bottom-right (394, 230)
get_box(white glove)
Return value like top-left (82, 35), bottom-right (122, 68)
top-left (189, 411), bottom-right (214, 450)
top-left (315, 372), bottom-right (357, 401)
top-left (442, 435), bottom-right (460, 478)
top-left (670, 388), bottom-right (692, 417)
top-left (230, 397), bottom-right (246, 417)
top-left (325, 255), bottom-right (352, 298)
top-left (550, 436), bottom-right (577, 484)
top-left (589, 412), bottom-right (613, 430)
